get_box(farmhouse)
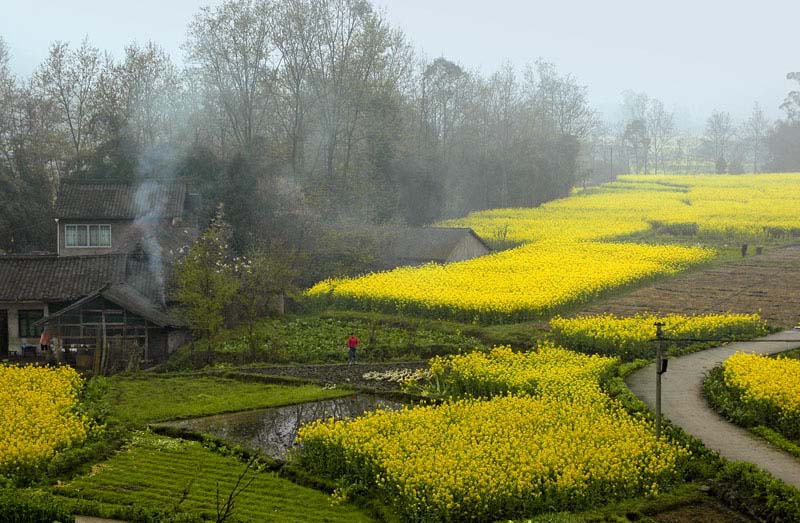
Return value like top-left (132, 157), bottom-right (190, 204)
top-left (39, 282), bottom-right (184, 373)
top-left (322, 224), bottom-right (491, 272)
top-left (0, 254), bottom-right (126, 358)
top-left (378, 226), bottom-right (491, 267)
top-left (0, 179), bottom-right (197, 370)
top-left (55, 179), bottom-right (195, 258)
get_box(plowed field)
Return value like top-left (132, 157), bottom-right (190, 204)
top-left (580, 244), bottom-right (800, 328)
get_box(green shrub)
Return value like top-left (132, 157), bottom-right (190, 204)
top-left (0, 488), bottom-right (71, 523)
top-left (713, 461), bottom-right (800, 522)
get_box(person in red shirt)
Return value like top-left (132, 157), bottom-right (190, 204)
top-left (40, 328), bottom-right (53, 353)
top-left (347, 333), bottom-right (359, 365)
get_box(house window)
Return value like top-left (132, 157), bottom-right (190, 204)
top-left (65, 225), bottom-right (112, 247)
top-left (18, 309), bottom-right (44, 338)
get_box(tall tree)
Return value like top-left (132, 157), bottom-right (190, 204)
top-left (742, 102), bottom-right (769, 173)
top-left (186, 0), bottom-right (278, 153)
top-left (0, 39), bottom-right (59, 252)
top-left (304, 0), bottom-right (405, 183)
top-left (619, 91), bottom-right (650, 173)
top-left (780, 71), bottom-right (800, 122)
top-left (270, 0), bottom-right (314, 178)
top-left (36, 38), bottom-right (101, 175)
top-left (92, 41), bottom-right (184, 179)
top-left (0, 37), bottom-right (15, 174)
top-left (646, 99), bottom-right (674, 174)
top-left (420, 57), bottom-right (468, 164)
top-left (529, 60), bottom-right (596, 140)
top-left (767, 74), bottom-right (800, 171)
top-left (704, 109), bottom-right (735, 173)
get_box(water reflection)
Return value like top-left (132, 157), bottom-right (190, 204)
top-left (162, 395), bottom-right (401, 459)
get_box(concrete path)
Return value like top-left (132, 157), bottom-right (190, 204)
top-left (626, 329), bottom-right (800, 488)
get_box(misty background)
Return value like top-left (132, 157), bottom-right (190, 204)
top-left (2, 0), bottom-right (800, 282)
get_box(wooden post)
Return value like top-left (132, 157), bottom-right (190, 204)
top-left (654, 322), bottom-right (665, 440)
top-left (101, 310), bottom-right (108, 374)
top-left (93, 326), bottom-right (101, 375)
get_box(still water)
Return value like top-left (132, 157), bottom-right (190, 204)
top-left (161, 394), bottom-right (402, 460)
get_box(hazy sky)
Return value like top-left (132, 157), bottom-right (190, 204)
top-left (3, 0), bottom-right (797, 128)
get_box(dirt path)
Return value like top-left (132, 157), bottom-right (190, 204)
top-left (74, 517), bottom-right (127, 523)
top-left (626, 329), bottom-right (800, 488)
top-left (582, 244), bottom-right (800, 328)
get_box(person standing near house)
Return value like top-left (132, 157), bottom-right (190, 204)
top-left (39, 328), bottom-right (52, 353)
top-left (347, 333), bottom-right (359, 365)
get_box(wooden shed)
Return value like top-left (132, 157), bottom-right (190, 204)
top-left (38, 283), bottom-right (184, 374)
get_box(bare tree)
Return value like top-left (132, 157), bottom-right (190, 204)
top-left (618, 91), bottom-right (650, 173)
top-left (98, 41), bottom-right (184, 152)
top-left (742, 102), bottom-right (769, 173)
top-left (421, 57), bottom-right (468, 164)
top-left (186, 0), bottom-right (278, 153)
top-left (270, 0), bottom-right (314, 177)
top-left (646, 99), bottom-right (674, 174)
top-left (304, 0), bottom-right (402, 180)
top-left (36, 38), bottom-right (101, 174)
top-left (0, 37), bottom-right (15, 174)
top-left (528, 60), bottom-right (597, 140)
top-left (704, 109), bottom-right (735, 172)
top-left (486, 61), bottom-right (520, 206)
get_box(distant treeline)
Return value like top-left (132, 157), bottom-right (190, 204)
top-left (1, 0), bottom-right (799, 260)
top-left (0, 0), bottom-right (596, 256)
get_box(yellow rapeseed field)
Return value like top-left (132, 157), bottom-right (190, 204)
top-left (0, 365), bottom-right (96, 478)
top-left (309, 242), bottom-right (713, 323)
top-left (426, 344), bottom-right (616, 399)
top-left (549, 313), bottom-right (769, 360)
top-left (442, 173), bottom-right (800, 244)
top-left (298, 346), bottom-right (690, 521)
top-left (723, 352), bottom-right (800, 418)
top-left (309, 174), bottom-right (800, 322)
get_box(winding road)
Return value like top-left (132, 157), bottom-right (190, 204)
top-left (625, 329), bottom-right (800, 488)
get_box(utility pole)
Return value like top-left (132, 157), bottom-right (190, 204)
top-left (609, 144), bottom-right (614, 181)
top-left (654, 321), bottom-right (665, 440)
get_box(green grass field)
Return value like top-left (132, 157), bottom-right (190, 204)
top-left (105, 375), bottom-right (354, 425)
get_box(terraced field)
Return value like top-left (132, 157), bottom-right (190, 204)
top-left (52, 432), bottom-right (371, 523)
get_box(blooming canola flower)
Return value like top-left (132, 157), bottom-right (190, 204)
top-left (308, 173), bottom-right (800, 322)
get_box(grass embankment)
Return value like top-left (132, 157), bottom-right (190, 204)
top-left (106, 374), bottom-right (353, 425)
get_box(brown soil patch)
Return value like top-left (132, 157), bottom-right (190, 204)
top-left (241, 360), bottom-right (427, 392)
top-left (580, 244), bottom-right (800, 327)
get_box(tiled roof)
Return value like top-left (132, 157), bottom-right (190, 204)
top-left (0, 254), bottom-right (127, 302)
top-left (320, 225), bottom-right (491, 271)
top-left (41, 283), bottom-right (182, 328)
top-left (381, 227), bottom-right (491, 264)
top-left (55, 180), bottom-right (186, 220)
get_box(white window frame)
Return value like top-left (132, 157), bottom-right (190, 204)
top-left (64, 224), bottom-right (112, 248)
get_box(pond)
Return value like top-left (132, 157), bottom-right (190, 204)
top-left (159, 394), bottom-right (402, 460)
